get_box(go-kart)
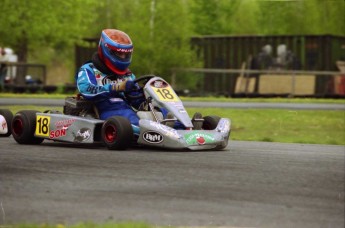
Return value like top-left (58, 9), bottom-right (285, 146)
top-left (0, 75), bottom-right (231, 150)
top-left (0, 109), bottom-right (13, 137)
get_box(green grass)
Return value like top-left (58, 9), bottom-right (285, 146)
top-left (186, 108), bottom-right (345, 145)
top-left (1, 93), bottom-right (345, 104)
top-left (2, 105), bottom-right (344, 145)
top-left (181, 96), bottom-right (345, 104)
top-left (9, 222), bottom-right (152, 228)
top-left (0, 93), bottom-right (68, 99)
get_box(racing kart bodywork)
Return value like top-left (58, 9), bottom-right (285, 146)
top-left (1, 76), bottom-right (231, 150)
top-left (0, 109), bottom-right (13, 137)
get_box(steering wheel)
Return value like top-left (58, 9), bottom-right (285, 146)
top-left (133, 75), bottom-right (156, 88)
top-left (125, 75), bottom-right (156, 102)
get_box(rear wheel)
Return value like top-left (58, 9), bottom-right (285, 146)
top-left (12, 110), bottom-right (44, 144)
top-left (101, 116), bottom-right (133, 150)
top-left (0, 109), bottom-right (13, 137)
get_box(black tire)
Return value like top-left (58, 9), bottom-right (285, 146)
top-left (11, 110), bottom-right (44, 144)
top-left (0, 109), bottom-right (13, 137)
top-left (101, 116), bottom-right (133, 150)
top-left (203, 115), bottom-right (229, 150)
top-left (202, 115), bottom-right (221, 130)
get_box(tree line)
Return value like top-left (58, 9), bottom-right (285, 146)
top-left (0, 0), bottom-right (343, 84)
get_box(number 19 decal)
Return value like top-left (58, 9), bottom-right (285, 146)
top-left (36, 115), bottom-right (50, 137)
top-left (152, 86), bottom-right (179, 102)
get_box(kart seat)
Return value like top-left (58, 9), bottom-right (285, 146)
top-left (63, 94), bottom-right (100, 119)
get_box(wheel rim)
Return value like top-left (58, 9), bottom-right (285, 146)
top-left (104, 125), bottom-right (117, 143)
top-left (12, 118), bottom-right (23, 136)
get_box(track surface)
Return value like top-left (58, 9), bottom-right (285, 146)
top-left (0, 137), bottom-right (344, 227)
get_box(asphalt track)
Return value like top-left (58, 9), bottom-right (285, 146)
top-left (0, 137), bottom-right (344, 227)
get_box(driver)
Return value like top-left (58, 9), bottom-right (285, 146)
top-left (76, 29), bottom-right (144, 134)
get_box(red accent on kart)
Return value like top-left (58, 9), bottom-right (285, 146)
top-left (12, 118), bottom-right (23, 136)
top-left (104, 125), bottom-right (117, 143)
top-left (196, 136), bottom-right (206, 145)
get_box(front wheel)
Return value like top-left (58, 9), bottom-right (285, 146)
top-left (12, 110), bottom-right (44, 144)
top-left (202, 115), bottom-right (221, 130)
top-left (101, 116), bottom-right (134, 150)
top-left (203, 115), bottom-right (229, 150)
top-left (0, 109), bottom-right (13, 137)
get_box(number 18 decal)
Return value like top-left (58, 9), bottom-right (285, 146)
top-left (36, 115), bottom-right (50, 137)
top-left (152, 86), bottom-right (179, 102)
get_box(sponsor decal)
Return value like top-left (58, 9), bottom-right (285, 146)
top-left (151, 80), bottom-right (166, 88)
top-left (105, 43), bottom-right (132, 53)
top-left (55, 118), bottom-right (76, 129)
top-left (196, 136), bottom-right (205, 145)
top-left (174, 104), bottom-right (184, 108)
top-left (184, 132), bottom-right (215, 145)
top-left (148, 121), bottom-right (180, 139)
top-left (143, 131), bottom-right (164, 144)
top-left (74, 128), bottom-right (91, 142)
top-left (49, 128), bottom-right (67, 139)
top-left (87, 85), bottom-right (102, 94)
top-left (115, 48), bottom-right (133, 53)
top-left (102, 77), bottom-right (126, 87)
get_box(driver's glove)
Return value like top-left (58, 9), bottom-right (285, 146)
top-left (110, 80), bottom-right (135, 92)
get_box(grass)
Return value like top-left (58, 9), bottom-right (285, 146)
top-left (182, 96), bottom-right (345, 104)
top-left (186, 108), bottom-right (345, 145)
top-left (2, 105), bottom-right (344, 145)
top-left (1, 92), bottom-right (345, 104)
top-left (9, 222), bottom-right (152, 228)
top-left (0, 93), bottom-right (69, 99)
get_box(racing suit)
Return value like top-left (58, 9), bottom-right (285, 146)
top-left (76, 60), bottom-right (143, 134)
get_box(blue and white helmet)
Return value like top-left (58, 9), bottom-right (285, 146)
top-left (98, 29), bottom-right (133, 74)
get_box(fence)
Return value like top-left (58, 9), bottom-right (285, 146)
top-left (191, 34), bottom-right (345, 71)
top-left (190, 34), bottom-right (345, 97)
top-left (0, 62), bottom-right (53, 93)
top-left (171, 68), bottom-right (345, 98)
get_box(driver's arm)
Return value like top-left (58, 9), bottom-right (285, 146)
top-left (76, 67), bottom-right (113, 100)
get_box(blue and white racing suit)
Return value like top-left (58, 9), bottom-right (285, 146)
top-left (76, 62), bottom-right (143, 134)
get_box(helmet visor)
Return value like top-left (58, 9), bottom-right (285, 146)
top-left (106, 44), bottom-right (132, 62)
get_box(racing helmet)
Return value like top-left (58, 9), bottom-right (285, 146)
top-left (98, 29), bottom-right (133, 74)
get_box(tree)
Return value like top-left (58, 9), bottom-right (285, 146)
top-left (191, 0), bottom-right (241, 35)
top-left (256, 0), bottom-right (345, 35)
top-left (0, 0), bottom-right (100, 63)
top-left (304, 0), bottom-right (345, 36)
